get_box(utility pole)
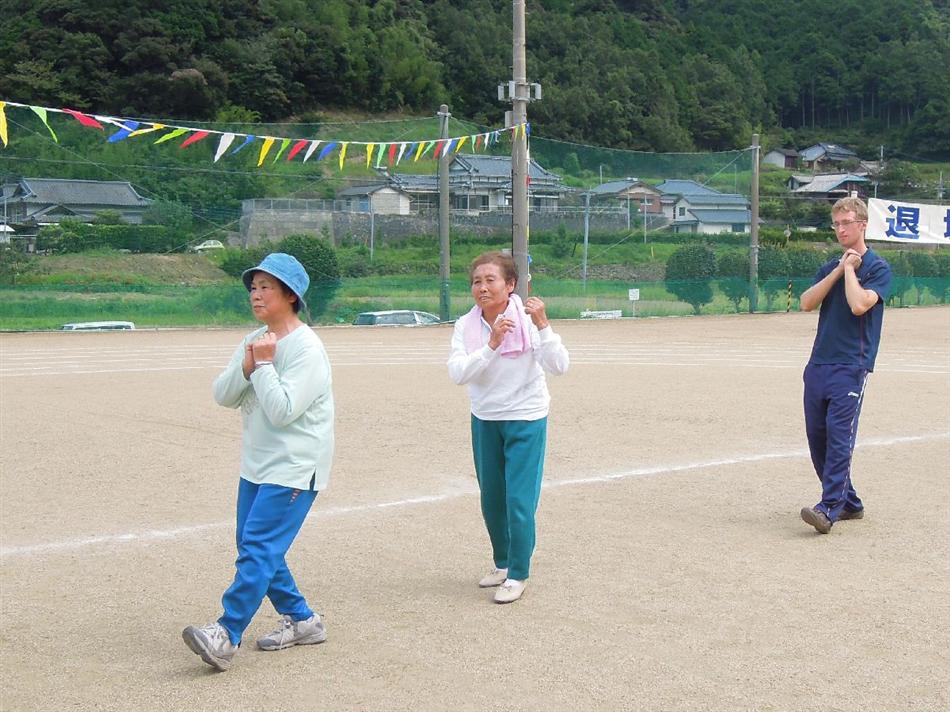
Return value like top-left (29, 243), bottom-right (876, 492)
top-left (875, 144), bottom-right (884, 199)
top-left (582, 189), bottom-right (590, 289)
top-left (438, 104), bottom-right (451, 321)
top-left (749, 133), bottom-right (760, 313)
top-left (500, 0), bottom-right (540, 300)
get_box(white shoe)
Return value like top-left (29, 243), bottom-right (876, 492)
top-left (493, 579), bottom-right (526, 604)
top-left (478, 567), bottom-right (508, 588)
top-left (256, 614), bottom-right (327, 651)
top-left (182, 622), bottom-right (238, 671)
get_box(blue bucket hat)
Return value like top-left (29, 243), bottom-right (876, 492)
top-left (242, 253), bottom-right (310, 310)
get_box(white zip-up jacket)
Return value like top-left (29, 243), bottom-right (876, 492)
top-left (448, 315), bottom-right (569, 421)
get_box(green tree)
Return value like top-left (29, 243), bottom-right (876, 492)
top-left (142, 201), bottom-right (194, 235)
top-left (715, 249), bottom-right (750, 313)
top-left (665, 243), bottom-right (716, 315)
top-left (279, 233), bottom-right (341, 320)
top-left (757, 246), bottom-right (790, 311)
top-left (907, 251), bottom-right (938, 306)
top-left (932, 251), bottom-right (950, 304)
top-left (785, 246), bottom-right (827, 298)
top-left (887, 252), bottom-right (913, 307)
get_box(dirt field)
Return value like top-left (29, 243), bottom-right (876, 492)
top-left (1, 308), bottom-right (948, 711)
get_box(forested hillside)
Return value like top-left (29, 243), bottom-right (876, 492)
top-left (0, 0), bottom-right (948, 156)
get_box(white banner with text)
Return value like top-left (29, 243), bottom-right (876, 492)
top-left (867, 198), bottom-right (950, 245)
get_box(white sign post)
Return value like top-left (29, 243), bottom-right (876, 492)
top-left (628, 288), bottom-right (640, 317)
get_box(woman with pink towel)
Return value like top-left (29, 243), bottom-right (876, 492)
top-left (448, 251), bottom-right (570, 603)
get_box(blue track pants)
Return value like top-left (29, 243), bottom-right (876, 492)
top-left (471, 415), bottom-right (547, 581)
top-left (218, 478), bottom-right (317, 645)
top-left (803, 363), bottom-right (868, 522)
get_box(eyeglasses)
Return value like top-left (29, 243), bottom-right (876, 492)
top-left (830, 219), bottom-right (865, 230)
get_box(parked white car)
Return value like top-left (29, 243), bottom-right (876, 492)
top-left (192, 239), bottom-right (225, 252)
top-left (352, 310), bottom-right (442, 326)
top-left (61, 321), bottom-right (136, 331)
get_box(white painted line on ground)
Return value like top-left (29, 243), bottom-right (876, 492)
top-left (2, 432), bottom-right (946, 560)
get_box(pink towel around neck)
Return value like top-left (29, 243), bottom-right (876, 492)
top-left (463, 293), bottom-right (532, 358)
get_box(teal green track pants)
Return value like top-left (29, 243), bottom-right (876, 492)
top-left (471, 415), bottom-right (548, 581)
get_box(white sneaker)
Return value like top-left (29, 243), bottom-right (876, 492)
top-left (493, 579), bottom-right (526, 604)
top-left (182, 622), bottom-right (238, 671)
top-left (478, 567), bottom-right (508, 588)
top-left (256, 614), bottom-right (327, 651)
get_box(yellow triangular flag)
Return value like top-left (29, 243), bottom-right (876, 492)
top-left (129, 123), bottom-right (165, 137)
top-left (257, 137), bottom-right (275, 166)
top-left (0, 102), bottom-right (7, 147)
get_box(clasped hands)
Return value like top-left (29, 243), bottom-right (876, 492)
top-left (839, 249), bottom-right (862, 272)
top-left (243, 331), bottom-right (278, 375)
top-left (488, 297), bottom-right (549, 350)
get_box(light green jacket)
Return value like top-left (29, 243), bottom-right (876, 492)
top-left (213, 325), bottom-right (334, 491)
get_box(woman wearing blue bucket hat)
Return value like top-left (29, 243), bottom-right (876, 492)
top-left (183, 252), bottom-right (335, 672)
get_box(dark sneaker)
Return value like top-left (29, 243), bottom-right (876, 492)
top-left (182, 622), bottom-right (238, 671)
top-left (838, 508), bottom-right (865, 521)
top-left (256, 614), bottom-right (326, 651)
top-left (801, 506), bottom-right (833, 534)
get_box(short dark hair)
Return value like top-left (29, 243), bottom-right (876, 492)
top-left (468, 251), bottom-right (518, 286)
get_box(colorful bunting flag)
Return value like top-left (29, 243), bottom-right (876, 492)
top-left (30, 107), bottom-right (58, 142)
top-left (272, 137), bottom-right (291, 162)
top-left (257, 137), bottom-right (276, 166)
top-left (63, 108), bottom-right (103, 129)
top-left (129, 123), bottom-right (166, 137)
top-left (0, 98), bottom-right (519, 170)
top-left (108, 121), bottom-right (141, 143)
top-left (215, 133), bottom-right (236, 162)
top-left (154, 127), bottom-right (188, 144)
top-left (231, 134), bottom-right (256, 155)
top-left (180, 130), bottom-right (210, 148)
top-left (287, 139), bottom-right (309, 161)
top-left (317, 142), bottom-right (337, 161)
top-left (302, 140), bottom-right (321, 162)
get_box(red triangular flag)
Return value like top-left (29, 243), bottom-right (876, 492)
top-left (63, 108), bottom-right (103, 130)
top-left (180, 130), bottom-right (210, 148)
top-left (287, 139), bottom-right (309, 161)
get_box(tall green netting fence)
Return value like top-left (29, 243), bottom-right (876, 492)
top-left (1, 110), bottom-right (946, 330)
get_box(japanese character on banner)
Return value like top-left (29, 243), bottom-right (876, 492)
top-left (885, 204), bottom-right (920, 239)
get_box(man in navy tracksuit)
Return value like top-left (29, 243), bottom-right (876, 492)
top-left (799, 197), bottom-right (892, 534)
